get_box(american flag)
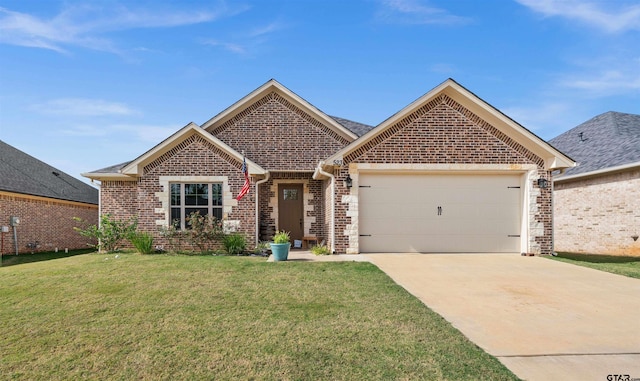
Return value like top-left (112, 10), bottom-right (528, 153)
top-left (236, 156), bottom-right (250, 200)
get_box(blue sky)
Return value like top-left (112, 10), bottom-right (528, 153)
top-left (1, 0), bottom-right (638, 184)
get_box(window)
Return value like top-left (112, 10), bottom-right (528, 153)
top-left (170, 183), bottom-right (222, 229)
top-left (283, 188), bottom-right (299, 200)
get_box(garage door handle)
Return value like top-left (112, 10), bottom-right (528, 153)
top-left (508, 235), bottom-right (520, 237)
top-left (437, 206), bottom-right (442, 216)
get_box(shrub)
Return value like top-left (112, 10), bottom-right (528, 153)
top-left (253, 241), bottom-right (270, 256)
top-left (222, 233), bottom-right (247, 255)
top-left (310, 244), bottom-right (331, 255)
top-left (130, 232), bottom-right (154, 254)
top-left (184, 212), bottom-right (224, 252)
top-left (272, 231), bottom-right (290, 244)
top-left (158, 212), bottom-right (225, 254)
top-left (74, 214), bottom-right (137, 253)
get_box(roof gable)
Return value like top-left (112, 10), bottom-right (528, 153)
top-left (82, 123), bottom-right (266, 180)
top-left (324, 78), bottom-right (575, 171)
top-left (0, 140), bottom-right (98, 204)
top-left (201, 79), bottom-right (358, 142)
top-left (549, 111), bottom-right (640, 176)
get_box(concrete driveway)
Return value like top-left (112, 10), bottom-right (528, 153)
top-left (365, 254), bottom-right (640, 381)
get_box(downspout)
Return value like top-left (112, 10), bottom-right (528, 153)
top-left (255, 172), bottom-right (270, 246)
top-left (550, 173), bottom-right (557, 256)
top-left (93, 179), bottom-right (103, 253)
top-left (13, 225), bottom-right (18, 255)
top-left (314, 161), bottom-right (335, 254)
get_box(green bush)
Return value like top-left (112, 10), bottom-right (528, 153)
top-left (184, 212), bottom-right (224, 252)
top-left (130, 232), bottom-right (155, 254)
top-left (310, 244), bottom-right (331, 255)
top-left (272, 230), bottom-right (290, 244)
top-left (158, 212), bottom-right (225, 254)
top-left (222, 233), bottom-right (246, 255)
top-left (74, 214), bottom-right (137, 253)
top-left (253, 241), bottom-right (270, 256)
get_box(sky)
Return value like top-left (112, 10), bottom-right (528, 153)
top-left (0, 0), bottom-right (638, 185)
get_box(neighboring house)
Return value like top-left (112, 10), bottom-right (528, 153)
top-left (0, 140), bottom-right (99, 254)
top-left (82, 79), bottom-right (574, 255)
top-left (549, 111), bottom-right (640, 256)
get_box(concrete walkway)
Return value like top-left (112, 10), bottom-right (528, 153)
top-left (266, 250), bottom-right (370, 262)
top-left (365, 253), bottom-right (640, 381)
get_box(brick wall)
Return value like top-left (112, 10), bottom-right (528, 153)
top-left (209, 92), bottom-right (350, 171)
top-left (101, 180), bottom-right (137, 218)
top-left (99, 135), bottom-right (257, 250)
top-left (335, 94), bottom-right (550, 254)
top-left (554, 168), bottom-right (640, 256)
top-left (147, 136), bottom-right (255, 248)
top-left (0, 192), bottom-right (98, 254)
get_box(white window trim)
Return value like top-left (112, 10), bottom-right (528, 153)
top-left (155, 176), bottom-right (237, 227)
top-left (168, 183), bottom-right (223, 230)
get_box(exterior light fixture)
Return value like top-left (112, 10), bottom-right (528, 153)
top-left (344, 174), bottom-right (353, 189)
top-left (537, 178), bottom-right (548, 189)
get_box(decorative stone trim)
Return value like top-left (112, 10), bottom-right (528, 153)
top-left (155, 176), bottom-right (236, 227)
top-left (269, 179), bottom-right (316, 235)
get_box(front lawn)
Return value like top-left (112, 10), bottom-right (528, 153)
top-left (550, 252), bottom-right (640, 279)
top-left (0, 254), bottom-right (518, 380)
top-left (0, 248), bottom-right (94, 267)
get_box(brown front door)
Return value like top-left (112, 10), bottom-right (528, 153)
top-left (278, 184), bottom-right (304, 241)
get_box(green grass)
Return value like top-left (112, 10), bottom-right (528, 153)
top-left (0, 248), bottom-right (94, 267)
top-left (0, 254), bottom-right (518, 380)
top-left (550, 252), bottom-right (640, 279)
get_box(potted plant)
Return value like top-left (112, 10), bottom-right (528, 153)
top-left (270, 230), bottom-right (290, 261)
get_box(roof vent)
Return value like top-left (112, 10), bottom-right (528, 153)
top-left (578, 132), bottom-right (587, 142)
top-left (52, 171), bottom-right (60, 176)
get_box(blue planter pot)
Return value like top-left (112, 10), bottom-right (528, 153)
top-left (270, 243), bottom-right (290, 261)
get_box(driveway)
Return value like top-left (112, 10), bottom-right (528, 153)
top-left (365, 254), bottom-right (640, 381)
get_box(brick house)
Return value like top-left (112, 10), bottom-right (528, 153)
top-left (0, 140), bottom-right (98, 255)
top-left (549, 111), bottom-right (640, 256)
top-left (83, 79), bottom-right (574, 255)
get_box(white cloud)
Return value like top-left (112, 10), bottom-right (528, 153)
top-left (114, 124), bottom-right (178, 144)
top-left (34, 98), bottom-right (137, 116)
top-left (201, 20), bottom-right (287, 56)
top-left (562, 68), bottom-right (640, 95)
top-left (376, 0), bottom-right (470, 25)
top-left (60, 123), bottom-right (178, 144)
top-left (0, 3), bottom-right (247, 53)
top-left (557, 55), bottom-right (640, 97)
top-left (503, 102), bottom-right (574, 137)
top-left (516, 0), bottom-right (640, 33)
top-left (59, 124), bottom-right (109, 137)
top-left (249, 21), bottom-right (286, 37)
top-left (201, 39), bottom-right (247, 55)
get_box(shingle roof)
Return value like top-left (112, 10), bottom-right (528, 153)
top-left (331, 116), bottom-right (375, 137)
top-left (0, 140), bottom-right (98, 204)
top-left (548, 111), bottom-right (640, 176)
top-left (90, 161), bottom-right (131, 174)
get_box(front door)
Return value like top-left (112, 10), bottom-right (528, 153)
top-left (278, 184), bottom-right (304, 242)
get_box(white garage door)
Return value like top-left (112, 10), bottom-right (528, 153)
top-left (358, 173), bottom-right (522, 253)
